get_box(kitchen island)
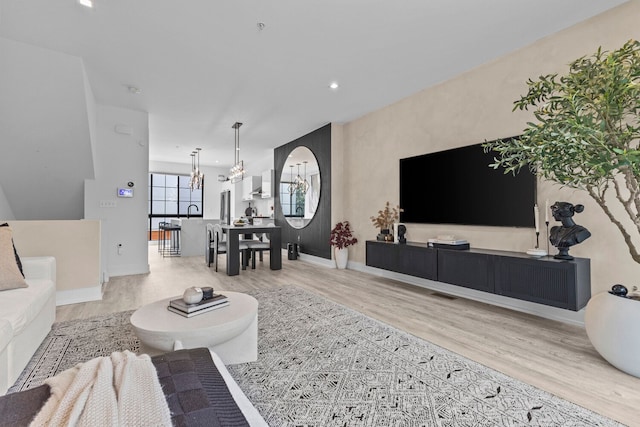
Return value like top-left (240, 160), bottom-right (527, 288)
top-left (170, 218), bottom-right (219, 257)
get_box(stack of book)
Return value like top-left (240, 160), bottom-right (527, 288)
top-left (167, 293), bottom-right (229, 317)
top-left (427, 238), bottom-right (470, 250)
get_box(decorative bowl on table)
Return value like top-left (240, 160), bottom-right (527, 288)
top-left (183, 286), bottom-right (203, 304)
top-left (233, 220), bottom-right (246, 227)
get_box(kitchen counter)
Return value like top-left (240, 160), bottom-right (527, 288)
top-left (250, 217), bottom-right (274, 225)
top-left (172, 218), bottom-right (220, 257)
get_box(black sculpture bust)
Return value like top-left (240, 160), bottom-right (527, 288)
top-left (549, 201), bottom-right (591, 260)
top-left (397, 224), bottom-right (407, 244)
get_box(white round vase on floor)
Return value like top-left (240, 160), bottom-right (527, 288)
top-left (584, 291), bottom-right (640, 378)
top-left (334, 247), bottom-right (348, 269)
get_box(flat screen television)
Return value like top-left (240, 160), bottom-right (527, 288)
top-left (399, 139), bottom-right (536, 228)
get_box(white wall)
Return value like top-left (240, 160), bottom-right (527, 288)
top-left (84, 105), bottom-right (150, 278)
top-left (82, 61), bottom-right (99, 179)
top-left (0, 184), bottom-right (15, 220)
top-left (338, 2), bottom-right (640, 298)
top-left (0, 37), bottom-right (95, 220)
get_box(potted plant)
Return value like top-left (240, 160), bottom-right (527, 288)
top-left (329, 221), bottom-right (358, 269)
top-left (485, 40), bottom-right (640, 266)
top-left (484, 39), bottom-right (640, 377)
top-left (370, 202), bottom-right (402, 241)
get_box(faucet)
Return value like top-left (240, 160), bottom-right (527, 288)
top-left (187, 204), bottom-right (199, 219)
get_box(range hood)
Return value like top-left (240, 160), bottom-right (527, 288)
top-left (249, 186), bottom-right (262, 196)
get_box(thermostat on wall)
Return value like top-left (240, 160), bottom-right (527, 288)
top-left (117, 188), bottom-right (134, 198)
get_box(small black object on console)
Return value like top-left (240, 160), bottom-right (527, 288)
top-left (609, 284), bottom-right (628, 297)
top-left (201, 287), bottom-right (214, 300)
top-left (398, 224), bottom-right (407, 244)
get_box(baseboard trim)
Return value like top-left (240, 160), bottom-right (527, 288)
top-left (297, 252), bottom-right (334, 268)
top-left (348, 261), bottom-right (586, 327)
top-left (56, 285), bottom-right (103, 306)
top-left (108, 263), bottom-right (150, 277)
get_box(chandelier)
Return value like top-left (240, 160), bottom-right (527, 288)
top-left (288, 161), bottom-right (310, 195)
top-left (229, 122), bottom-right (246, 183)
top-left (189, 148), bottom-right (204, 191)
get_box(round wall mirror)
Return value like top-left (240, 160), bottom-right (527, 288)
top-left (280, 146), bottom-right (321, 229)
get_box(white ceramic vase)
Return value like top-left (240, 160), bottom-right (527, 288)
top-left (584, 291), bottom-right (640, 378)
top-left (334, 247), bottom-right (348, 269)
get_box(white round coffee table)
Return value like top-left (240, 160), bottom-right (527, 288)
top-left (130, 291), bottom-right (258, 364)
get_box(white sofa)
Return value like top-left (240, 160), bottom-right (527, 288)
top-left (0, 256), bottom-right (56, 394)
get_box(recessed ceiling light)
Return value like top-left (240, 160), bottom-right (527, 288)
top-left (78, 0), bottom-right (93, 8)
top-left (329, 82), bottom-right (339, 90)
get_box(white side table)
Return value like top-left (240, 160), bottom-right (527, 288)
top-left (130, 291), bottom-right (258, 364)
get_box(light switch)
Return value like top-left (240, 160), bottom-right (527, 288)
top-left (100, 200), bottom-right (117, 208)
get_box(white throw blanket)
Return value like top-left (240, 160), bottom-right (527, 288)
top-left (30, 351), bottom-right (172, 427)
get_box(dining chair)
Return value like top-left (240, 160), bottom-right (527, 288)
top-left (158, 222), bottom-right (168, 254)
top-left (206, 223), bottom-right (215, 267)
top-left (247, 223), bottom-right (275, 269)
top-left (212, 223), bottom-right (249, 272)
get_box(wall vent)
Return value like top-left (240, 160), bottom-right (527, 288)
top-left (430, 292), bottom-right (457, 300)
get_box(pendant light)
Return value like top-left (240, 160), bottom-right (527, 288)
top-left (189, 148), bottom-right (204, 190)
top-left (300, 161), bottom-right (310, 194)
top-left (229, 122), bottom-right (246, 183)
top-left (288, 165), bottom-right (296, 194)
top-left (291, 161), bottom-right (310, 195)
top-left (295, 163), bottom-right (303, 188)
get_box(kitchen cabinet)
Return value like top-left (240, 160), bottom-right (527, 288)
top-left (241, 176), bottom-right (261, 201)
top-left (261, 169), bottom-right (274, 199)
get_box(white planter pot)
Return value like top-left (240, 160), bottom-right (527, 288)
top-left (585, 291), bottom-right (640, 378)
top-left (334, 247), bottom-right (348, 269)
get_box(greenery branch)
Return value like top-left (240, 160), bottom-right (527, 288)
top-left (370, 202), bottom-right (403, 230)
top-left (484, 39), bottom-right (640, 263)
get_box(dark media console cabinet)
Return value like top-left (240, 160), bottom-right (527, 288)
top-left (366, 240), bottom-right (591, 311)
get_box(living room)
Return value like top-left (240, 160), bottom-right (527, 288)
top-left (1, 1), bottom-right (640, 425)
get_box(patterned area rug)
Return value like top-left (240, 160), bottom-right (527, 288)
top-left (9, 310), bottom-right (139, 393)
top-left (10, 288), bottom-right (621, 426)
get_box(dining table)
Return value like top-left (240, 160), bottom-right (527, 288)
top-left (221, 224), bottom-right (282, 276)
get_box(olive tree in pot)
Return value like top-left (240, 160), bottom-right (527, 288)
top-left (484, 39), bottom-right (640, 377)
top-left (329, 221), bottom-right (358, 269)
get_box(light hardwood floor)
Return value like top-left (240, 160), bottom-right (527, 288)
top-left (56, 246), bottom-right (640, 426)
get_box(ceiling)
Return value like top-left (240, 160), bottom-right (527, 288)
top-left (0, 0), bottom-right (628, 170)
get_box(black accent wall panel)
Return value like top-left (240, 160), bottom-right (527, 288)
top-left (274, 124), bottom-right (332, 259)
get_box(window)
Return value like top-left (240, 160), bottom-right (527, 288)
top-left (148, 173), bottom-right (203, 240)
top-left (279, 181), bottom-right (304, 218)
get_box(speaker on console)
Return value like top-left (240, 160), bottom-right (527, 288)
top-left (395, 223), bottom-right (407, 244)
